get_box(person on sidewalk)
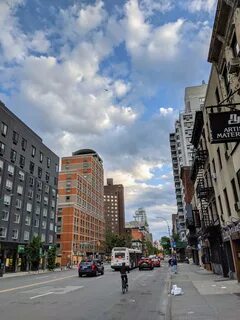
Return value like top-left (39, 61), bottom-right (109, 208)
top-left (171, 255), bottom-right (178, 274)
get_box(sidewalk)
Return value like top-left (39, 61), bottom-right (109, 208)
top-left (0, 267), bottom-right (76, 279)
top-left (169, 263), bottom-right (240, 320)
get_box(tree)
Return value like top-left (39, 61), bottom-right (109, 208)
top-left (47, 246), bottom-right (57, 270)
top-left (160, 236), bottom-right (171, 254)
top-left (172, 233), bottom-right (180, 242)
top-left (25, 236), bottom-right (42, 271)
top-left (105, 231), bottom-right (131, 253)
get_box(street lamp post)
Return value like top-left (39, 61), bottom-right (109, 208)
top-left (157, 216), bottom-right (173, 253)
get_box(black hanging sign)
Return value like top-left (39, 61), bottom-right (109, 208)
top-left (209, 110), bottom-right (240, 143)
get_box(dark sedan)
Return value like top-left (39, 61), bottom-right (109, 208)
top-left (78, 260), bottom-right (104, 277)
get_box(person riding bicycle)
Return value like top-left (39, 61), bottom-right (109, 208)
top-left (120, 262), bottom-right (128, 286)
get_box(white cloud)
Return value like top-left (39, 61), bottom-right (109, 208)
top-left (183, 0), bottom-right (217, 13)
top-left (160, 107), bottom-right (173, 116)
top-left (139, 0), bottom-right (174, 16)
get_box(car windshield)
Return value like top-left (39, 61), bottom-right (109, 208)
top-left (80, 261), bottom-right (92, 266)
top-left (115, 252), bottom-right (125, 259)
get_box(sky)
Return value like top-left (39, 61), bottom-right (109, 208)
top-left (0, 0), bottom-right (217, 240)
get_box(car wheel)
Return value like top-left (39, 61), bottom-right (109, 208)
top-left (101, 270), bottom-right (104, 275)
top-left (79, 273), bottom-right (82, 277)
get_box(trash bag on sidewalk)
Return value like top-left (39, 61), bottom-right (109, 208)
top-left (171, 284), bottom-right (184, 296)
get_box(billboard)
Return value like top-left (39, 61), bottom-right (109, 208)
top-left (209, 110), bottom-right (240, 143)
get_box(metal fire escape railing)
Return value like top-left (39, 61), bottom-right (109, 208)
top-left (191, 149), bottom-right (209, 182)
top-left (196, 168), bottom-right (215, 232)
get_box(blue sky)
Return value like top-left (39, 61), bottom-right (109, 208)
top-left (0, 0), bottom-right (217, 240)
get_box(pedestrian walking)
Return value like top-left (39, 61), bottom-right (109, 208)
top-left (171, 255), bottom-right (177, 274)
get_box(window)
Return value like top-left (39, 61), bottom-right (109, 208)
top-left (47, 157), bottom-right (51, 168)
top-left (34, 219), bottom-right (39, 227)
top-left (14, 213), bottom-right (20, 224)
top-left (6, 179), bottom-right (13, 190)
top-left (0, 227), bottom-right (7, 238)
top-left (25, 215), bottom-right (31, 226)
top-left (8, 164), bottom-right (14, 176)
top-left (1, 122), bottom-right (8, 136)
top-left (19, 155), bottom-right (25, 168)
top-left (46, 172), bottom-right (50, 183)
top-left (12, 229), bottom-right (19, 239)
top-left (38, 167), bottom-right (42, 179)
top-left (49, 223), bottom-right (54, 231)
top-left (215, 87), bottom-right (220, 104)
top-left (19, 171), bottom-right (25, 181)
top-left (16, 199), bottom-right (22, 209)
top-left (29, 176), bottom-right (34, 186)
top-left (231, 178), bottom-right (239, 203)
top-left (36, 193), bottom-right (41, 202)
top-left (231, 32), bottom-right (240, 57)
top-left (31, 145), bottom-right (36, 157)
top-left (49, 234), bottom-right (53, 243)
top-left (35, 206), bottom-right (40, 215)
top-left (50, 211), bottom-right (55, 220)
top-left (4, 194), bottom-right (11, 205)
top-left (29, 161), bottom-right (35, 174)
top-left (17, 185), bottom-right (23, 195)
top-left (52, 189), bottom-right (56, 198)
top-left (43, 208), bottom-right (48, 217)
top-left (41, 233), bottom-right (46, 242)
top-left (42, 221), bottom-right (47, 229)
top-left (0, 159), bottom-right (3, 170)
top-left (54, 177), bottom-right (58, 186)
top-left (26, 202), bottom-right (32, 213)
top-left (55, 163), bottom-right (59, 173)
top-left (44, 196), bottom-right (48, 205)
top-left (2, 210), bottom-right (9, 221)
top-left (217, 148), bottom-right (222, 169)
top-left (38, 181), bottom-right (42, 190)
top-left (21, 138), bottom-right (27, 151)
top-left (24, 231), bottom-right (30, 241)
top-left (45, 185), bottom-right (49, 194)
top-left (28, 189), bottom-right (33, 199)
top-left (39, 151), bottom-right (43, 163)
top-left (10, 149), bottom-right (17, 162)
top-left (12, 131), bottom-right (19, 144)
top-left (223, 188), bottom-right (231, 217)
top-left (0, 141), bottom-right (5, 155)
top-left (222, 64), bottom-right (231, 95)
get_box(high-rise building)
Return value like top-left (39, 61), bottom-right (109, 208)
top-left (134, 208), bottom-right (148, 227)
top-left (104, 178), bottom-right (125, 235)
top-left (57, 149), bottom-right (105, 265)
top-left (170, 83), bottom-right (207, 240)
top-left (0, 101), bottom-right (59, 272)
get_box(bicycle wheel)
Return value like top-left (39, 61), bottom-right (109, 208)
top-left (122, 280), bottom-right (126, 294)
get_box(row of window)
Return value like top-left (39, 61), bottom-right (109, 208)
top-left (0, 121), bottom-right (56, 171)
top-left (0, 227), bottom-right (53, 243)
top-left (2, 194), bottom-right (55, 211)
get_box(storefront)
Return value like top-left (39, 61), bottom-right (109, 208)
top-left (222, 220), bottom-right (240, 282)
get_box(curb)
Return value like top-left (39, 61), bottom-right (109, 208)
top-left (0, 268), bottom-right (75, 280)
top-left (165, 273), bottom-right (172, 320)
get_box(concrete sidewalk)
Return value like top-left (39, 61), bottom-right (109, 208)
top-left (0, 267), bottom-right (76, 279)
top-left (169, 263), bottom-right (240, 320)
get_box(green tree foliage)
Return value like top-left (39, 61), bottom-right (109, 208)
top-left (144, 241), bottom-right (159, 256)
top-left (25, 236), bottom-right (42, 271)
top-left (47, 246), bottom-right (57, 270)
top-left (105, 231), bottom-right (131, 253)
top-left (160, 236), bottom-right (171, 254)
top-left (172, 233), bottom-right (180, 242)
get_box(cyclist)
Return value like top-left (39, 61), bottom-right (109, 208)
top-left (120, 262), bottom-right (128, 287)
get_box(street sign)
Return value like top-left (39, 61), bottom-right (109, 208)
top-left (17, 245), bottom-right (25, 254)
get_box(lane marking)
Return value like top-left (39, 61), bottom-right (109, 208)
top-left (30, 292), bottom-right (53, 300)
top-left (0, 275), bottom-right (76, 294)
top-left (36, 276), bottom-right (49, 279)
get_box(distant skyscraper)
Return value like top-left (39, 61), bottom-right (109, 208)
top-left (169, 83), bottom-right (207, 240)
top-left (104, 178), bottom-right (125, 235)
top-left (57, 149), bottom-right (105, 265)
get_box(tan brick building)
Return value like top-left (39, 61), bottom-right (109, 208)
top-left (57, 149), bottom-right (105, 266)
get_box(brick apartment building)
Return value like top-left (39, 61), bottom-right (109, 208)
top-left (104, 178), bottom-right (125, 235)
top-left (57, 149), bottom-right (105, 265)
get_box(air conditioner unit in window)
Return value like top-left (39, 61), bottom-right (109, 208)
top-left (234, 201), bottom-right (240, 212)
top-left (227, 57), bottom-right (240, 74)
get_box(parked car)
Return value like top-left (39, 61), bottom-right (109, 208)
top-left (139, 258), bottom-right (154, 270)
top-left (78, 260), bottom-right (104, 277)
top-left (152, 258), bottom-right (161, 267)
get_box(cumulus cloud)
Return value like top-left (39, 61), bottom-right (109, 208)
top-left (183, 0), bottom-right (217, 13)
top-left (139, 0), bottom-right (174, 16)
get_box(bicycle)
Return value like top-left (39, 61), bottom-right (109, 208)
top-left (121, 276), bottom-right (128, 294)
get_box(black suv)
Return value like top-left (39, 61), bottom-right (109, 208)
top-left (78, 260), bottom-right (104, 277)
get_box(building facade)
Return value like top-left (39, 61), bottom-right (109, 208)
top-left (0, 101), bottom-right (59, 272)
top-left (170, 84), bottom-right (207, 240)
top-left (57, 149), bottom-right (105, 266)
top-left (104, 178), bottom-right (125, 235)
top-left (187, 0), bottom-right (240, 281)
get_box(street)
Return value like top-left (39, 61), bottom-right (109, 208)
top-left (0, 263), bottom-right (170, 320)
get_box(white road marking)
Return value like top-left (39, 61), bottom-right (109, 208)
top-left (36, 276), bottom-right (49, 279)
top-left (30, 292), bottom-right (53, 300)
top-left (0, 275), bottom-right (76, 294)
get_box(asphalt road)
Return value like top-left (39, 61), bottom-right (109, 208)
top-left (0, 262), bottom-right (170, 320)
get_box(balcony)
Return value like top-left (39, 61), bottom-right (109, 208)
top-left (191, 149), bottom-right (208, 181)
top-left (196, 180), bottom-right (214, 200)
